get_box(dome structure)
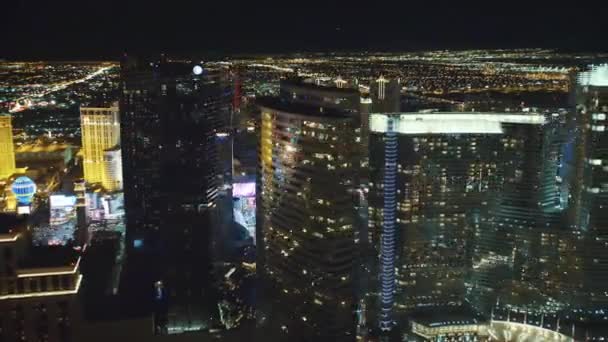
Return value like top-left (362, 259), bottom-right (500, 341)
top-left (11, 176), bottom-right (37, 205)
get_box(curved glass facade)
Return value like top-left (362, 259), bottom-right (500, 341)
top-left (257, 81), bottom-right (361, 341)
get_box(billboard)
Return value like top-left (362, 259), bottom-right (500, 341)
top-left (49, 194), bottom-right (77, 226)
top-left (50, 194), bottom-right (77, 208)
top-left (232, 182), bottom-right (256, 244)
top-left (233, 182), bottom-right (255, 197)
top-left (86, 192), bottom-right (124, 221)
top-left (17, 206), bottom-right (31, 215)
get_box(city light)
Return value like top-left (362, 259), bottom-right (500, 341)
top-left (1, 29), bottom-right (607, 342)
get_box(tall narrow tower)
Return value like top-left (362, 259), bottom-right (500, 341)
top-left (74, 178), bottom-right (89, 246)
top-left (370, 76), bottom-right (400, 113)
top-left (120, 57), bottom-right (232, 334)
top-left (0, 114), bottom-right (16, 180)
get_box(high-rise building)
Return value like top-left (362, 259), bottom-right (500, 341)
top-left (80, 104), bottom-right (122, 191)
top-left (466, 113), bottom-right (566, 317)
top-left (368, 112), bottom-right (547, 331)
top-left (0, 214), bottom-right (84, 342)
top-left (562, 64), bottom-right (608, 314)
top-left (257, 79), bottom-right (361, 341)
top-left (119, 56), bottom-right (232, 334)
top-left (460, 64), bottom-right (608, 339)
top-left (370, 76), bottom-right (400, 113)
top-left (0, 114), bottom-right (16, 180)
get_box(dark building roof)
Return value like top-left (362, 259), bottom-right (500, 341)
top-left (410, 307), bottom-right (485, 327)
top-left (0, 213), bottom-right (27, 235)
top-left (257, 96), bottom-right (354, 120)
top-left (19, 245), bottom-right (80, 269)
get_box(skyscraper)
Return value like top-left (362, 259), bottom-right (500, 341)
top-left (562, 64), bottom-right (608, 314)
top-left (257, 79), bottom-right (361, 341)
top-left (119, 57), bottom-right (232, 334)
top-left (370, 76), bottom-right (400, 113)
top-left (80, 104), bottom-right (122, 191)
top-left (368, 112), bottom-right (547, 330)
top-left (0, 114), bottom-right (16, 180)
top-left (466, 113), bottom-right (566, 317)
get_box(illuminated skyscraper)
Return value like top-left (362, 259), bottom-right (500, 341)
top-left (257, 80), bottom-right (361, 341)
top-left (369, 112), bottom-right (547, 330)
top-left (370, 76), bottom-right (400, 113)
top-left (120, 57), bottom-right (232, 334)
top-left (562, 64), bottom-right (608, 314)
top-left (0, 114), bottom-right (16, 180)
top-left (466, 113), bottom-right (566, 317)
top-left (80, 104), bottom-right (122, 191)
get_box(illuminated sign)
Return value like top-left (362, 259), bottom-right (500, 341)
top-left (578, 64), bottom-right (608, 86)
top-left (370, 112), bottom-right (545, 135)
top-left (17, 206), bottom-right (31, 215)
top-left (233, 183), bottom-right (256, 244)
top-left (49, 194), bottom-right (77, 227)
top-left (50, 194), bottom-right (77, 208)
top-left (233, 182), bottom-right (256, 198)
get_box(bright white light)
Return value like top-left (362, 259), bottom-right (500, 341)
top-left (589, 159), bottom-right (603, 166)
top-left (370, 112), bottom-right (545, 134)
top-left (193, 65), bottom-right (203, 75)
top-left (578, 64), bottom-right (608, 86)
top-left (17, 206), bottom-right (31, 215)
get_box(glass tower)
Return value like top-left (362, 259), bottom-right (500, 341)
top-left (119, 56), bottom-right (232, 334)
top-left (369, 112), bottom-right (547, 330)
top-left (257, 80), bottom-right (361, 341)
top-left (564, 64), bottom-right (608, 314)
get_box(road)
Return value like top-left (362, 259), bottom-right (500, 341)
top-left (9, 65), bottom-right (114, 113)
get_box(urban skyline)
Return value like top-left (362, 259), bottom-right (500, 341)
top-left (1, 45), bottom-right (608, 342)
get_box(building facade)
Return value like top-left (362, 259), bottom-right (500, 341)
top-left (119, 57), bottom-right (232, 334)
top-left (466, 114), bottom-right (567, 317)
top-left (563, 64), bottom-right (608, 314)
top-left (0, 215), bottom-right (83, 342)
top-left (102, 147), bottom-right (123, 192)
top-left (368, 112), bottom-right (547, 331)
top-left (370, 76), bottom-right (401, 114)
top-left (0, 115), bottom-right (16, 180)
top-left (80, 104), bottom-right (121, 192)
top-left (257, 80), bottom-right (361, 341)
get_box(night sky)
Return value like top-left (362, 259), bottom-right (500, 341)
top-left (4, 0), bottom-right (608, 59)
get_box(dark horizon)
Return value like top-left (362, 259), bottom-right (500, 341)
top-left (4, 0), bottom-right (608, 60)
